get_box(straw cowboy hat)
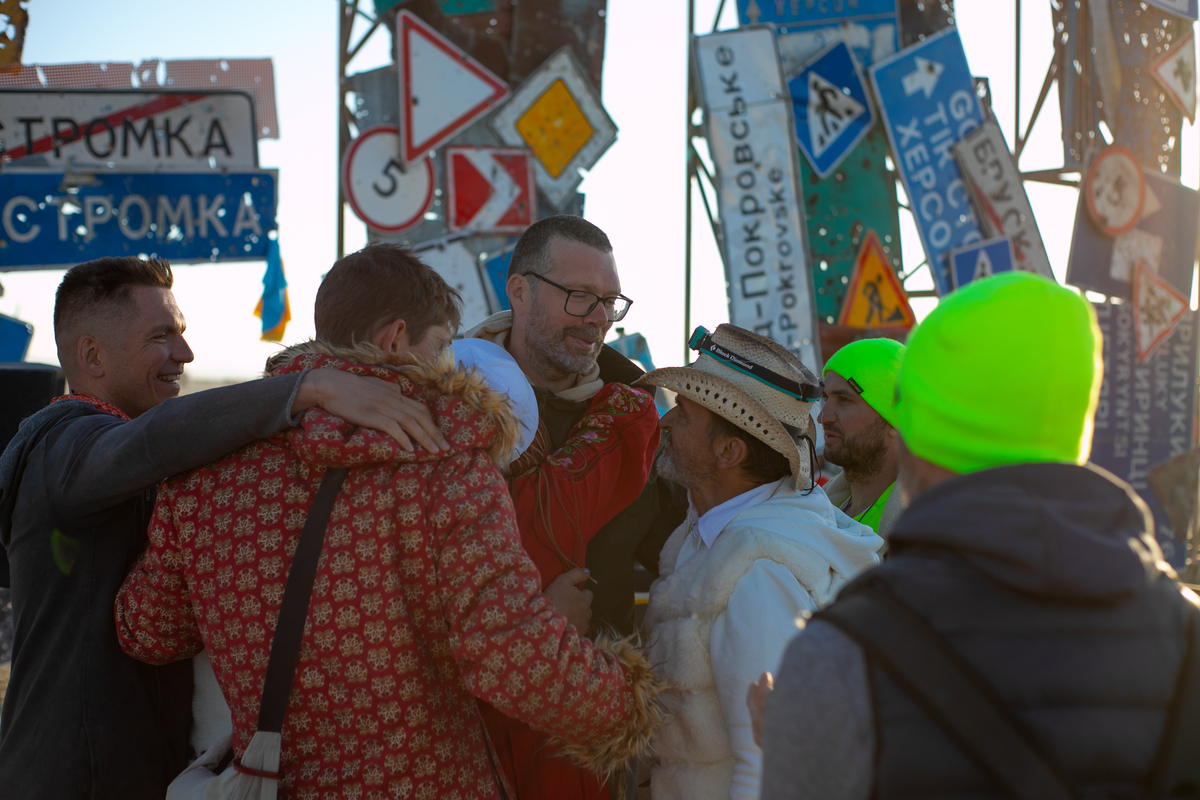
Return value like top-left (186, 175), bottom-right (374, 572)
top-left (638, 324), bottom-right (824, 487)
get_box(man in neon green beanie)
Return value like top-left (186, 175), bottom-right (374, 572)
top-left (757, 272), bottom-right (1200, 797)
top-left (819, 338), bottom-right (905, 537)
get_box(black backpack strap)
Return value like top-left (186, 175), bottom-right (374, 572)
top-left (256, 467), bottom-right (349, 733)
top-left (816, 587), bottom-right (1076, 800)
top-left (1150, 590), bottom-right (1200, 798)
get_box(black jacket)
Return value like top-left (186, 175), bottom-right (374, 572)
top-left (539, 345), bottom-right (686, 635)
top-left (0, 376), bottom-right (304, 800)
top-left (856, 463), bottom-right (1194, 798)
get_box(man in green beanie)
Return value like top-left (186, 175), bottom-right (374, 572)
top-left (756, 272), bottom-right (1200, 797)
top-left (818, 339), bottom-right (905, 537)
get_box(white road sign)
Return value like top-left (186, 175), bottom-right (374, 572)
top-left (694, 26), bottom-right (820, 371)
top-left (1151, 28), bottom-right (1196, 124)
top-left (0, 90), bottom-right (257, 170)
top-left (341, 125), bottom-right (434, 234)
top-left (396, 10), bottom-right (509, 166)
top-left (416, 241), bottom-right (497, 330)
top-left (489, 46), bottom-right (617, 210)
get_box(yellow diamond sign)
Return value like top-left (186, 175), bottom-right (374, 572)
top-left (515, 80), bottom-right (594, 179)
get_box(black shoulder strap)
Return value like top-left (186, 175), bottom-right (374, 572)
top-left (1150, 592), bottom-right (1200, 798)
top-left (256, 467), bottom-right (349, 733)
top-left (816, 588), bottom-right (1076, 800)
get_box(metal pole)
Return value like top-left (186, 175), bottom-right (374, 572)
top-left (336, 1), bottom-right (353, 260)
top-left (1015, 0), bottom-right (1021, 147)
top-left (684, 0), bottom-right (695, 365)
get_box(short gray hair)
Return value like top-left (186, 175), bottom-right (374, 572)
top-left (507, 215), bottom-right (612, 280)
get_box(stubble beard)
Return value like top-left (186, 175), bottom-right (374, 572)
top-left (823, 416), bottom-right (890, 482)
top-left (655, 431), bottom-right (715, 492)
top-left (523, 297), bottom-right (605, 381)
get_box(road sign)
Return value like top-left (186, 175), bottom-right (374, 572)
top-left (0, 169), bottom-right (276, 270)
top-left (1147, 448), bottom-right (1200, 563)
top-left (0, 90), bottom-right (257, 170)
top-left (1066, 164), bottom-right (1199, 299)
top-left (804, 126), bottom-right (904, 325)
top-left (417, 241), bottom-right (497, 330)
top-left (789, 41), bottom-right (874, 179)
top-left (839, 231), bottom-right (915, 328)
top-left (1151, 28), bottom-right (1196, 124)
top-left (740, 0), bottom-right (900, 71)
top-left (870, 28), bottom-right (986, 296)
top-left (694, 26), bottom-right (821, 370)
top-left (446, 146), bottom-right (534, 234)
top-left (342, 125), bottom-right (435, 234)
top-left (1086, 146), bottom-right (1145, 237)
top-left (482, 245), bottom-right (514, 311)
top-left (396, 10), bottom-right (509, 166)
top-left (1091, 301), bottom-right (1200, 566)
top-left (953, 120), bottom-right (1053, 279)
top-left (950, 236), bottom-right (1014, 290)
top-left (490, 46), bottom-right (616, 210)
top-left (1134, 261), bottom-right (1190, 363)
top-left (1145, 0), bottom-right (1199, 21)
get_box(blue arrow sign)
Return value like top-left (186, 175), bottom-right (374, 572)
top-left (737, 0), bottom-right (899, 68)
top-left (869, 28), bottom-right (986, 296)
top-left (950, 236), bottom-right (1014, 290)
top-left (0, 170), bottom-right (277, 270)
top-left (789, 41), bottom-right (874, 179)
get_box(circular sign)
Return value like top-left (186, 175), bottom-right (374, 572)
top-left (341, 125), bottom-right (435, 233)
top-left (1085, 145), bottom-right (1145, 237)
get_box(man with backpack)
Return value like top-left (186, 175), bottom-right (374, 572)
top-left (759, 272), bottom-right (1200, 798)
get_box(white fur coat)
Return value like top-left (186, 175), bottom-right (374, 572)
top-left (644, 481), bottom-right (882, 800)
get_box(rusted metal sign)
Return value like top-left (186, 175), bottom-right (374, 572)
top-left (953, 120), bottom-right (1053, 279)
top-left (694, 26), bottom-right (821, 369)
top-left (511, 0), bottom-right (607, 91)
top-left (1091, 301), bottom-right (1200, 566)
top-left (0, 90), bottom-right (257, 170)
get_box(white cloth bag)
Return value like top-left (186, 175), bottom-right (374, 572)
top-left (166, 731), bottom-right (281, 800)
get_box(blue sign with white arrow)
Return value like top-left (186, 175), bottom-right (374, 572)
top-left (950, 236), bottom-right (1014, 290)
top-left (737, 0), bottom-right (900, 69)
top-left (789, 41), bottom-right (874, 179)
top-left (0, 169), bottom-right (277, 270)
top-left (869, 28), bottom-right (986, 296)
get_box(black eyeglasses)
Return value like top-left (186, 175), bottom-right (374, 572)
top-left (523, 273), bottom-right (633, 322)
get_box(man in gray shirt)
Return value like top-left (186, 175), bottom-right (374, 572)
top-left (0, 255), bottom-right (449, 800)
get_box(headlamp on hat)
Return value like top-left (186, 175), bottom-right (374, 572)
top-left (688, 327), bottom-right (824, 403)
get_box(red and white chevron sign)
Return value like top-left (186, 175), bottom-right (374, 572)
top-left (446, 146), bottom-right (535, 234)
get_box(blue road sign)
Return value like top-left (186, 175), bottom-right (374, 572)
top-left (0, 170), bottom-right (277, 270)
top-left (869, 28), bottom-right (986, 296)
top-left (1146, 0), bottom-right (1198, 21)
top-left (1091, 302), bottom-right (1200, 567)
top-left (1065, 166), bottom-right (1200, 300)
top-left (789, 41), bottom-right (874, 179)
top-left (950, 236), bottom-right (1014, 290)
top-left (737, 0), bottom-right (900, 68)
top-left (482, 246), bottom-right (513, 311)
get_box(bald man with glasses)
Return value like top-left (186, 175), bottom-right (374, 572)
top-left (467, 215), bottom-right (686, 800)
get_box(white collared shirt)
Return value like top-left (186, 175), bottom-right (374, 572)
top-left (674, 477), bottom-right (787, 571)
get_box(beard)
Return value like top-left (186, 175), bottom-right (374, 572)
top-left (823, 416), bottom-right (890, 481)
top-left (522, 296), bottom-right (605, 379)
top-left (655, 430), bottom-right (715, 491)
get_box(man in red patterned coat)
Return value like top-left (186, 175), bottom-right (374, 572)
top-left (115, 245), bottom-right (661, 800)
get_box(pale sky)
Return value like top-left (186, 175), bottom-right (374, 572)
top-left (2, 1), bottom-right (1197, 379)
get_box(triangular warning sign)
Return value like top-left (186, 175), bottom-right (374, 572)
top-left (838, 231), bottom-right (916, 329)
top-left (973, 248), bottom-right (994, 281)
top-left (1151, 29), bottom-right (1197, 123)
top-left (807, 70), bottom-right (867, 158)
top-left (1133, 261), bottom-right (1190, 363)
top-left (397, 10), bottom-right (510, 165)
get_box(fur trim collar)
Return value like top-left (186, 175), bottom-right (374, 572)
top-left (264, 339), bottom-right (521, 467)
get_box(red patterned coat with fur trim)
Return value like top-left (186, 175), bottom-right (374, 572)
top-left (115, 345), bottom-right (660, 800)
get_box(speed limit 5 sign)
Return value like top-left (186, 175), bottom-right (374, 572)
top-left (342, 125), bottom-right (434, 233)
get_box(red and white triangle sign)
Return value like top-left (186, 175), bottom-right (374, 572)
top-left (1151, 28), bottom-right (1197, 123)
top-left (396, 10), bottom-right (510, 165)
top-left (447, 146), bottom-right (535, 233)
top-left (1133, 261), bottom-right (1190, 363)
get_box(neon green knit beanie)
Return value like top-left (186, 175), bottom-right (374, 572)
top-left (823, 338), bottom-right (905, 428)
top-left (897, 271), bottom-right (1103, 474)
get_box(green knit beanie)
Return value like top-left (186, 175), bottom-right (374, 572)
top-left (823, 338), bottom-right (905, 428)
top-left (897, 271), bottom-right (1103, 474)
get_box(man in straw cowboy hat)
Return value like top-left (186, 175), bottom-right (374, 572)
top-left (639, 324), bottom-right (883, 800)
top-left (759, 272), bottom-right (1200, 799)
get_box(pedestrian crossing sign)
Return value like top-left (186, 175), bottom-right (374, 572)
top-left (789, 41), bottom-right (875, 179)
top-left (950, 236), bottom-right (1015, 290)
top-left (838, 231), bottom-right (915, 329)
